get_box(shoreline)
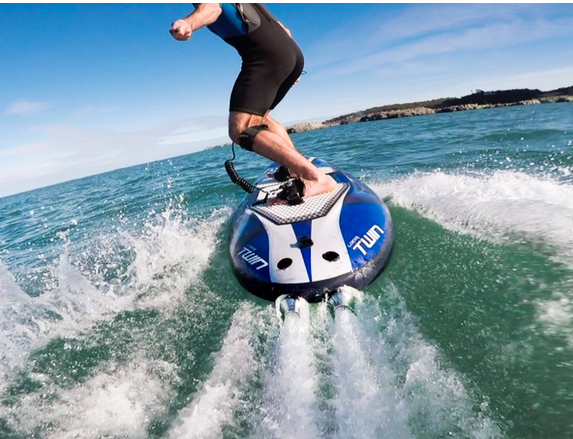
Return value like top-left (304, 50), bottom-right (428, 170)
top-left (287, 87), bottom-right (573, 134)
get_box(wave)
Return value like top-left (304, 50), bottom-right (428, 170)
top-left (374, 169), bottom-right (573, 268)
top-left (0, 206), bottom-right (230, 396)
top-left (374, 169), bottom-right (573, 349)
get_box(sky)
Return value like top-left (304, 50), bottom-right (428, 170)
top-left (1, 2), bottom-right (573, 198)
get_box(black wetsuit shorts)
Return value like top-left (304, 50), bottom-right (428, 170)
top-left (200, 3), bottom-right (305, 116)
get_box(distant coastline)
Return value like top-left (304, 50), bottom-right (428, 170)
top-left (286, 85), bottom-right (573, 134)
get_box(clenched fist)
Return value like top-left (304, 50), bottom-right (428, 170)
top-left (170, 19), bottom-right (192, 41)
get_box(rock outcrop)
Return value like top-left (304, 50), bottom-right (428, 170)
top-left (285, 86), bottom-right (573, 134)
top-left (286, 122), bottom-right (327, 134)
top-left (540, 95), bottom-right (573, 103)
top-left (359, 106), bottom-right (435, 122)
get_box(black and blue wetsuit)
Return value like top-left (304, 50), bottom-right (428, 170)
top-left (194, 3), bottom-right (304, 116)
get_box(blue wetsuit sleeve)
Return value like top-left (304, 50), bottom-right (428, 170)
top-left (193, 3), bottom-right (248, 39)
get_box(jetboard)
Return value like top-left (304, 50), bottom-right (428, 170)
top-left (228, 158), bottom-right (393, 303)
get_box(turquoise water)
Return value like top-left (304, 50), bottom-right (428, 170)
top-left (1, 103), bottom-right (572, 438)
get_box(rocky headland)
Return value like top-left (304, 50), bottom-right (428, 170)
top-left (286, 86), bottom-right (573, 134)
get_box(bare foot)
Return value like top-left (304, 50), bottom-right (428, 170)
top-left (301, 174), bottom-right (337, 198)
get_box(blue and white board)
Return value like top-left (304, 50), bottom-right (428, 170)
top-left (228, 158), bottom-right (394, 302)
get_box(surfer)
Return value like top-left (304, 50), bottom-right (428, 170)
top-left (170, 3), bottom-right (337, 199)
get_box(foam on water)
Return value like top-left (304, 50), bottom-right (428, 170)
top-left (169, 302), bottom-right (268, 439)
top-left (0, 206), bottom-right (229, 402)
top-left (194, 288), bottom-right (501, 439)
top-left (374, 170), bottom-right (573, 262)
top-left (331, 306), bottom-right (411, 439)
top-left (169, 300), bottom-right (329, 439)
top-left (534, 285), bottom-right (573, 347)
top-left (1, 280), bottom-right (503, 438)
top-left (2, 355), bottom-right (176, 439)
top-left (374, 169), bottom-right (573, 347)
top-left (257, 299), bottom-right (322, 439)
top-left (357, 288), bottom-right (502, 439)
top-left (0, 261), bottom-right (59, 389)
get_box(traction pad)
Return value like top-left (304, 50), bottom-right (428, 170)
top-left (250, 182), bottom-right (350, 225)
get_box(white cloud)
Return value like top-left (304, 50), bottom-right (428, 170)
top-left (6, 100), bottom-right (50, 115)
top-left (308, 4), bottom-right (573, 78)
top-left (367, 4), bottom-right (539, 45)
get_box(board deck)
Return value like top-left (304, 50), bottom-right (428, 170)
top-left (228, 158), bottom-right (393, 302)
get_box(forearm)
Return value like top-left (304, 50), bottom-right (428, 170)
top-left (182, 3), bottom-right (222, 31)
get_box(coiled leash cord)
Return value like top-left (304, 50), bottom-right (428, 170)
top-left (224, 142), bottom-right (256, 194)
top-left (224, 143), bottom-right (305, 205)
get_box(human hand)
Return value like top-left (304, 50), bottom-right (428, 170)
top-left (170, 19), bottom-right (192, 41)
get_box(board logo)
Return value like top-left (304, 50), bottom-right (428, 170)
top-left (238, 247), bottom-right (269, 270)
top-left (351, 225), bottom-right (384, 255)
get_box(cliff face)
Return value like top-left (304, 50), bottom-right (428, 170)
top-left (287, 86), bottom-right (573, 133)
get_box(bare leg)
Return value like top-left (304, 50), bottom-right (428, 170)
top-left (260, 114), bottom-right (299, 178)
top-left (262, 114), bottom-right (297, 151)
top-left (229, 111), bottom-right (336, 198)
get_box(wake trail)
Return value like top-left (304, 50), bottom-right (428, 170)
top-left (169, 302), bottom-right (265, 439)
top-left (256, 301), bottom-right (321, 439)
top-left (331, 306), bottom-right (412, 439)
top-left (360, 287), bottom-right (503, 439)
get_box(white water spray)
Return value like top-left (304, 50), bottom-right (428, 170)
top-left (330, 300), bottom-right (412, 439)
top-left (169, 303), bottom-right (266, 439)
top-left (258, 297), bottom-right (321, 439)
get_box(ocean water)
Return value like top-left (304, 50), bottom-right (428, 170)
top-left (1, 102), bottom-right (572, 439)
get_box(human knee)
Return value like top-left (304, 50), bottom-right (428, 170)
top-left (234, 124), bottom-right (269, 151)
